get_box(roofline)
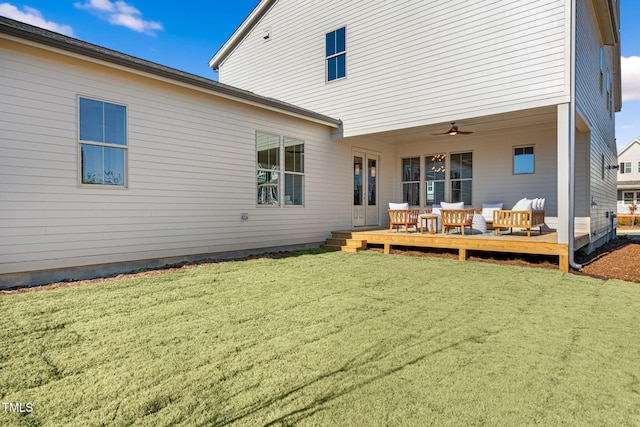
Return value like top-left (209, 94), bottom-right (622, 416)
top-left (209, 0), bottom-right (277, 71)
top-left (0, 16), bottom-right (341, 128)
top-left (618, 137), bottom-right (640, 156)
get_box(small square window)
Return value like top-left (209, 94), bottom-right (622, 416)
top-left (514, 146), bottom-right (534, 175)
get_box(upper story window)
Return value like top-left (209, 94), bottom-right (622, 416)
top-left (79, 97), bottom-right (127, 187)
top-left (326, 27), bottom-right (346, 81)
top-left (620, 162), bottom-right (632, 174)
top-left (514, 146), bottom-right (534, 174)
top-left (606, 70), bottom-right (612, 114)
top-left (599, 46), bottom-right (604, 93)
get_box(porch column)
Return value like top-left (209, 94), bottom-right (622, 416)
top-left (557, 103), bottom-right (570, 246)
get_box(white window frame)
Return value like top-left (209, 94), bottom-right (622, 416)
top-left (620, 162), bottom-right (631, 174)
top-left (256, 132), bottom-right (305, 207)
top-left (325, 27), bottom-right (346, 82)
top-left (401, 157), bottom-right (420, 206)
top-left (513, 145), bottom-right (535, 175)
top-left (78, 96), bottom-right (128, 188)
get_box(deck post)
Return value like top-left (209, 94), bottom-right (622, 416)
top-left (559, 254), bottom-right (569, 272)
top-left (384, 243), bottom-right (391, 254)
top-left (458, 248), bottom-right (468, 261)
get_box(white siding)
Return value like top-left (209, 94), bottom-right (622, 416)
top-left (0, 39), bottom-right (353, 276)
top-left (618, 139), bottom-right (640, 183)
top-left (393, 123), bottom-right (558, 216)
top-left (574, 0), bottom-right (618, 237)
top-left (218, 0), bottom-right (569, 137)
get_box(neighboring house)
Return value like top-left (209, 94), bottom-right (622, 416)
top-left (617, 137), bottom-right (640, 212)
top-left (0, 0), bottom-right (621, 286)
top-left (211, 0), bottom-right (621, 255)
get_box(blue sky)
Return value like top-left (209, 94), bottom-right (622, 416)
top-left (1, 0), bottom-right (638, 149)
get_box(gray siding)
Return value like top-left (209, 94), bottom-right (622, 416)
top-left (575, 0), bottom-right (618, 237)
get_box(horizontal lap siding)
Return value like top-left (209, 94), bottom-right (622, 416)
top-left (574, 1), bottom-right (618, 235)
top-left (0, 40), bottom-right (348, 275)
top-left (394, 123), bottom-right (558, 216)
top-left (219, 0), bottom-right (569, 137)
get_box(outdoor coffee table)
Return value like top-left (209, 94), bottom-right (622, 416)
top-left (419, 214), bottom-right (438, 234)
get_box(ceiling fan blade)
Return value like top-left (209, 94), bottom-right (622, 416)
top-left (456, 131), bottom-right (473, 134)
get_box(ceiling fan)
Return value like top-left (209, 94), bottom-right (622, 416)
top-left (431, 122), bottom-right (473, 136)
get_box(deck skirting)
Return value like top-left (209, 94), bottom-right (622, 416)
top-left (336, 229), bottom-right (573, 272)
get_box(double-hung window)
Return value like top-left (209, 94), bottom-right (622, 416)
top-left (425, 154), bottom-right (446, 205)
top-left (79, 97), bottom-right (127, 186)
top-left (620, 162), bottom-right (632, 174)
top-left (326, 27), bottom-right (346, 81)
top-left (284, 137), bottom-right (304, 205)
top-left (450, 152), bottom-right (473, 205)
top-left (401, 157), bottom-right (420, 206)
top-left (257, 132), bottom-right (305, 206)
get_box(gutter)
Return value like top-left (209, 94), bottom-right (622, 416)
top-left (568, 0), bottom-right (581, 270)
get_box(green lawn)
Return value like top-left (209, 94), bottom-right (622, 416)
top-left (2, 250), bottom-right (640, 426)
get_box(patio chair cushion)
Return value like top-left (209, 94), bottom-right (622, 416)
top-left (511, 198), bottom-right (533, 211)
top-left (440, 201), bottom-right (465, 210)
top-left (430, 204), bottom-right (442, 215)
top-left (472, 214), bottom-right (487, 234)
top-left (389, 202), bottom-right (409, 210)
top-left (531, 198), bottom-right (545, 211)
top-left (481, 202), bottom-right (503, 222)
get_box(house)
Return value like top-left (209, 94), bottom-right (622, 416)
top-left (211, 0), bottom-right (621, 256)
top-left (0, 0), bottom-right (621, 287)
top-left (0, 17), bottom-right (345, 288)
top-left (617, 137), bottom-right (640, 212)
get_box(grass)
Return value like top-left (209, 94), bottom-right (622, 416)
top-left (1, 249), bottom-right (640, 426)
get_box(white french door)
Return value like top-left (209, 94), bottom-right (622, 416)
top-left (353, 152), bottom-right (379, 227)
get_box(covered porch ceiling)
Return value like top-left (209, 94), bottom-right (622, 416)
top-left (340, 105), bottom-right (559, 145)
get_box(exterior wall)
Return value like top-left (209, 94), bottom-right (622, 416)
top-left (574, 0), bottom-right (619, 242)
top-left (392, 122), bottom-right (558, 216)
top-left (0, 39), bottom-right (351, 284)
top-left (217, 0), bottom-right (570, 137)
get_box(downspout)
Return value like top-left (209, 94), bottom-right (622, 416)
top-left (568, 0), bottom-right (582, 269)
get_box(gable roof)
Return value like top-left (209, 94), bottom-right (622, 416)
top-left (0, 16), bottom-right (341, 128)
top-left (209, 0), bottom-right (275, 71)
top-left (618, 137), bottom-right (640, 157)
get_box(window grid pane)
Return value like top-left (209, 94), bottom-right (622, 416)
top-left (79, 98), bottom-right (127, 187)
top-left (514, 146), bottom-right (534, 174)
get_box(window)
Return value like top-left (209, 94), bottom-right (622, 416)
top-left (514, 146), bottom-right (534, 174)
top-left (606, 70), bottom-right (611, 114)
top-left (622, 192), bottom-right (638, 205)
top-left (425, 154), bottom-right (446, 205)
top-left (401, 157), bottom-right (420, 206)
top-left (256, 132), bottom-right (304, 206)
top-left (450, 152), bottom-right (472, 205)
top-left (326, 27), bottom-right (346, 81)
top-left (599, 46), bottom-right (604, 93)
top-left (79, 97), bottom-right (127, 186)
top-left (284, 137), bottom-right (304, 205)
top-left (620, 162), bottom-right (631, 174)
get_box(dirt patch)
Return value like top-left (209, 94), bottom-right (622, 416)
top-left (2, 234), bottom-right (639, 296)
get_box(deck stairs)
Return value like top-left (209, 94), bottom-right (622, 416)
top-left (323, 231), bottom-right (367, 252)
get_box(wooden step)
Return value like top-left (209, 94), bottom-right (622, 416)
top-left (345, 239), bottom-right (367, 249)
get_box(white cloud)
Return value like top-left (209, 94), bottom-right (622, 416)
top-left (622, 56), bottom-right (640, 102)
top-left (0, 3), bottom-right (74, 36)
top-left (74, 0), bottom-right (163, 35)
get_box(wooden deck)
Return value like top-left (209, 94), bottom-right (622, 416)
top-left (327, 228), bottom-right (590, 272)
